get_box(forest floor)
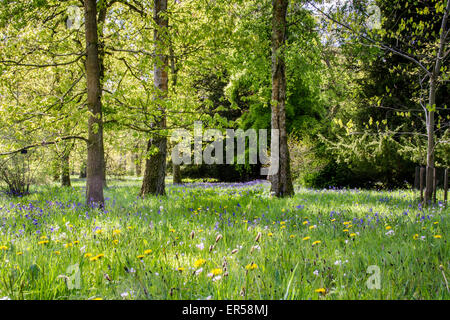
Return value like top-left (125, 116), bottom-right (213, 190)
top-left (0, 178), bottom-right (448, 300)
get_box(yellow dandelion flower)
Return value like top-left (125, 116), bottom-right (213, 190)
top-left (40, 236), bottom-right (48, 240)
top-left (95, 229), bottom-right (103, 234)
top-left (433, 235), bottom-right (442, 239)
top-left (343, 221), bottom-right (350, 225)
top-left (280, 226), bottom-right (286, 229)
top-left (113, 229), bottom-right (121, 236)
top-left (386, 226), bottom-right (392, 230)
top-left (210, 268), bottom-right (222, 276)
top-left (194, 259), bottom-right (206, 268)
top-left (16, 252), bottom-right (23, 256)
top-left (350, 233), bottom-right (356, 237)
top-left (127, 226), bottom-right (133, 230)
top-left (169, 229), bottom-right (176, 233)
top-left (64, 243), bottom-right (73, 249)
top-left (309, 225), bottom-right (316, 230)
top-left (84, 253), bottom-right (93, 258)
top-left (0, 246), bottom-right (8, 250)
top-left (178, 267), bottom-right (185, 272)
top-left (315, 288), bottom-right (326, 294)
top-left (245, 263), bottom-right (258, 270)
top-left (112, 239), bottom-right (119, 245)
top-left (331, 219), bottom-right (336, 222)
top-left (54, 251), bottom-right (61, 255)
top-left (343, 229), bottom-right (349, 232)
top-left (303, 236), bottom-right (311, 241)
top-left (73, 241), bottom-right (80, 245)
top-left (144, 249), bottom-right (152, 255)
top-left (137, 255), bottom-right (145, 259)
top-left (413, 234), bottom-right (419, 240)
top-left (268, 232), bottom-right (273, 237)
top-left (290, 235), bottom-right (295, 239)
top-left (303, 221), bottom-right (309, 225)
top-left (312, 240), bottom-right (321, 246)
top-left (38, 240), bottom-right (49, 245)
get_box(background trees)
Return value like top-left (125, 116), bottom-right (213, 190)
top-left (0, 0), bottom-right (448, 202)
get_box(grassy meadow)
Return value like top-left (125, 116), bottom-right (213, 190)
top-left (0, 178), bottom-right (448, 300)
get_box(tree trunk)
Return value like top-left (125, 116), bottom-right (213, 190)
top-left (269, 0), bottom-right (294, 198)
top-left (140, 0), bottom-right (168, 197)
top-left (170, 44), bottom-right (182, 185)
top-left (84, 0), bottom-right (105, 207)
top-left (79, 160), bottom-right (87, 178)
top-left (424, 0), bottom-right (449, 204)
top-left (173, 162), bottom-right (182, 184)
top-left (61, 152), bottom-right (71, 187)
top-left (134, 153), bottom-right (142, 176)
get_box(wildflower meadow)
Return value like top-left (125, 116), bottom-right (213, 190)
top-left (0, 179), bottom-right (448, 300)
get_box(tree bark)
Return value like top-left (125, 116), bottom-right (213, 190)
top-left (269, 0), bottom-right (294, 197)
top-left (173, 162), bottom-right (182, 184)
top-left (61, 152), bottom-right (71, 187)
top-left (424, 0), bottom-right (450, 204)
top-left (140, 0), bottom-right (168, 197)
top-left (84, 0), bottom-right (105, 207)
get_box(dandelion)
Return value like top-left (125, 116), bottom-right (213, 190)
top-left (343, 229), bottom-right (349, 232)
top-left (303, 221), bottom-right (309, 225)
top-left (169, 229), bottom-right (176, 233)
top-left (290, 235), bottom-right (296, 239)
top-left (386, 226), bottom-right (392, 230)
top-left (16, 252), bottom-right (23, 256)
top-left (144, 249), bottom-right (152, 255)
top-left (331, 219), bottom-right (336, 222)
top-left (137, 254), bottom-right (145, 260)
top-left (268, 232), bottom-right (273, 237)
top-left (113, 229), bottom-right (121, 237)
top-left (194, 259), bottom-right (207, 268)
top-left (112, 239), bottom-right (119, 245)
top-left (38, 240), bottom-right (49, 245)
top-left (84, 253), bottom-right (93, 258)
top-left (433, 235), bottom-right (442, 239)
top-left (178, 267), bottom-right (185, 272)
top-left (302, 236), bottom-right (311, 241)
top-left (350, 233), bottom-right (356, 237)
top-left (40, 236), bottom-right (48, 240)
top-left (210, 268), bottom-right (222, 276)
top-left (413, 234), bottom-right (419, 240)
top-left (312, 240), bottom-right (321, 246)
top-left (54, 251), bottom-right (61, 255)
top-left (309, 225), bottom-right (317, 230)
top-left (245, 263), bottom-right (258, 270)
top-left (0, 246), bottom-right (7, 250)
top-left (315, 288), bottom-right (326, 294)
top-left (64, 243), bottom-right (73, 249)
top-left (90, 254), bottom-right (104, 261)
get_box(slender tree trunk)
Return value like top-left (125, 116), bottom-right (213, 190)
top-left (140, 0), bottom-right (168, 197)
top-left (134, 153), bottom-right (142, 176)
top-left (170, 45), bottom-right (182, 184)
top-left (84, 0), bottom-right (105, 207)
top-left (61, 152), bottom-right (71, 187)
top-left (269, 0), bottom-right (294, 197)
top-left (79, 160), bottom-right (87, 178)
top-left (173, 162), bottom-right (182, 184)
top-left (424, 0), bottom-right (449, 204)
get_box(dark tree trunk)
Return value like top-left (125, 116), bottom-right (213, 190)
top-left (84, 0), bottom-right (105, 207)
top-left (140, 0), bottom-right (168, 197)
top-left (269, 0), bottom-right (294, 198)
top-left (79, 160), bottom-right (87, 178)
top-left (173, 162), bottom-right (182, 184)
top-left (61, 153), bottom-right (71, 187)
